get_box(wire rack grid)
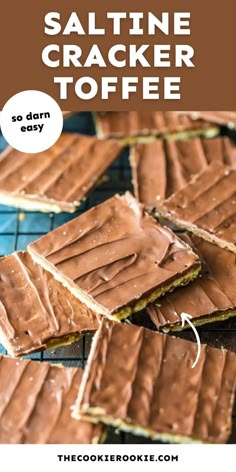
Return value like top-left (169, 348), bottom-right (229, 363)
top-left (0, 113), bottom-right (235, 443)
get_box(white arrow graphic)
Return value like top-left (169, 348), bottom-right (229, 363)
top-left (180, 312), bottom-right (201, 369)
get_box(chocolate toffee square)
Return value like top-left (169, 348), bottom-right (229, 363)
top-left (28, 192), bottom-right (201, 320)
top-left (156, 162), bottom-right (236, 254)
top-left (0, 133), bottom-right (123, 212)
top-left (0, 356), bottom-right (103, 443)
top-left (74, 319), bottom-right (236, 444)
top-left (130, 136), bottom-right (236, 208)
top-left (95, 111), bottom-right (218, 142)
top-left (146, 234), bottom-right (236, 332)
top-left (0, 251), bottom-right (99, 356)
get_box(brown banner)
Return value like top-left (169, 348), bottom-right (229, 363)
top-left (0, 0), bottom-right (235, 110)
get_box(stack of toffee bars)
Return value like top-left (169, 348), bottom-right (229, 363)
top-left (0, 111), bottom-right (236, 444)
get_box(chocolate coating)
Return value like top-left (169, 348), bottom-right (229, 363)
top-left (0, 133), bottom-right (122, 212)
top-left (95, 112), bottom-right (217, 140)
top-left (75, 319), bottom-right (236, 444)
top-left (131, 137), bottom-right (236, 207)
top-left (0, 251), bottom-right (98, 356)
top-left (186, 111), bottom-right (236, 129)
top-left (28, 193), bottom-right (200, 319)
top-left (0, 356), bottom-right (102, 443)
top-left (147, 234), bottom-right (236, 331)
top-left (157, 162), bottom-right (236, 253)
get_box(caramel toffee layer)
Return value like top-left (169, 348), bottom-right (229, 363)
top-left (185, 111), bottom-right (236, 129)
top-left (95, 111), bottom-right (218, 141)
top-left (0, 133), bottom-right (122, 212)
top-left (28, 192), bottom-right (200, 320)
top-left (74, 319), bottom-right (236, 444)
top-left (157, 162), bottom-right (236, 254)
top-left (0, 251), bottom-right (98, 357)
top-left (147, 234), bottom-right (236, 331)
top-left (0, 356), bottom-right (102, 444)
top-left (131, 137), bottom-right (236, 207)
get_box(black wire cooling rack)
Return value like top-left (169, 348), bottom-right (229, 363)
top-left (0, 112), bottom-right (235, 443)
